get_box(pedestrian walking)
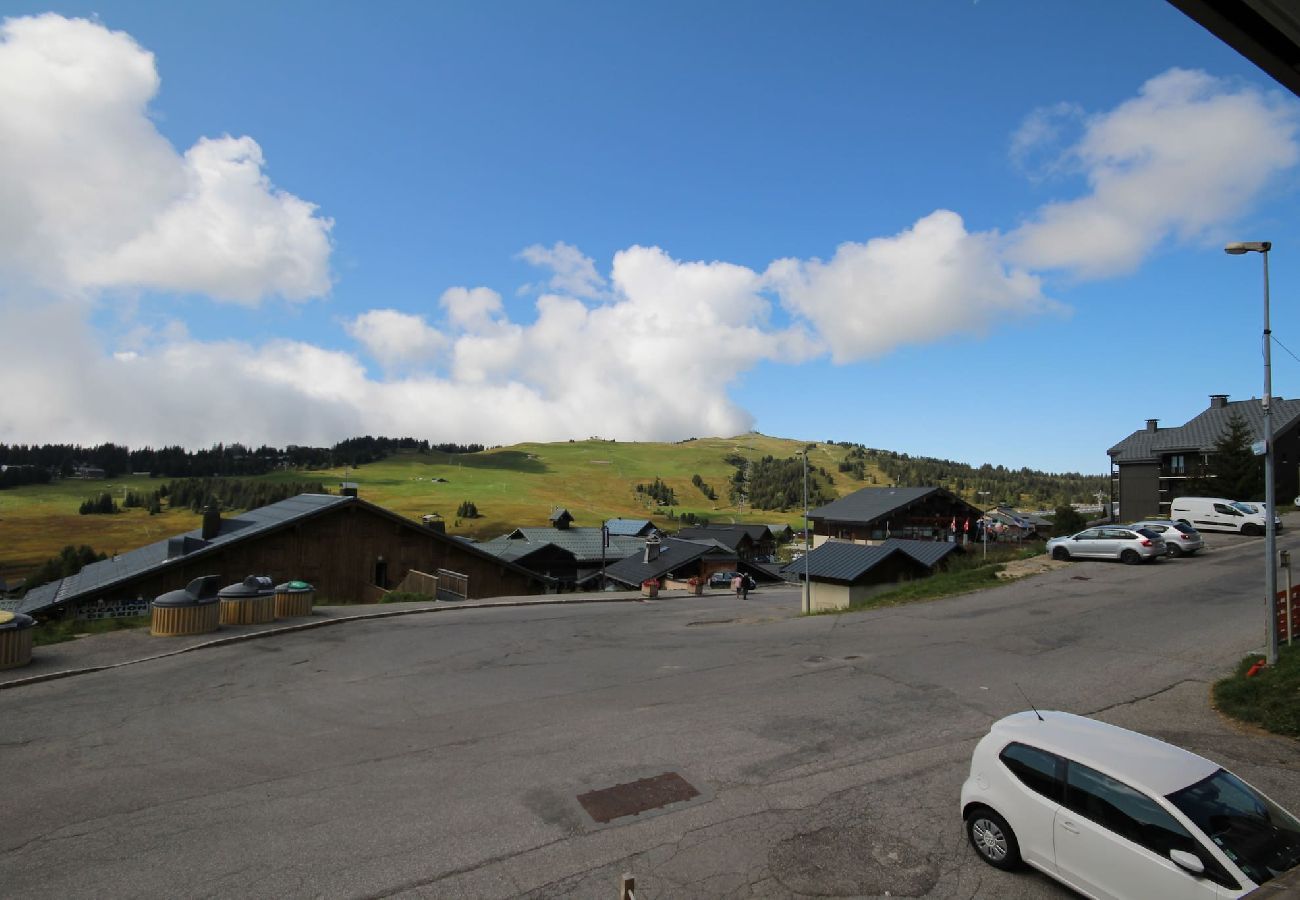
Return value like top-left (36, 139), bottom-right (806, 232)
top-left (731, 574), bottom-right (742, 599)
top-left (741, 575), bottom-right (751, 600)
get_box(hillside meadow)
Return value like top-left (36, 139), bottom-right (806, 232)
top-left (0, 436), bottom-right (850, 585)
top-left (0, 434), bottom-right (1103, 586)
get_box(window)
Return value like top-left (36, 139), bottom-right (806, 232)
top-left (1168, 768), bottom-right (1299, 888)
top-left (1000, 743), bottom-right (1063, 801)
top-left (1075, 529), bottom-right (1101, 540)
top-left (1214, 504), bottom-right (1239, 516)
top-left (1168, 454), bottom-right (1185, 475)
top-left (1064, 763), bottom-right (1198, 859)
top-left (1101, 528), bottom-right (1135, 539)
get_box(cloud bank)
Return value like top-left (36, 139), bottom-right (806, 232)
top-left (0, 15), bottom-right (1296, 448)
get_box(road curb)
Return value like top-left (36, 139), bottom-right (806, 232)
top-left (0, 593), bottom-right (649, 691)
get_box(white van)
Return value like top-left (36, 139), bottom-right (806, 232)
top-left (1169, 497), bottom-right (1268, 534)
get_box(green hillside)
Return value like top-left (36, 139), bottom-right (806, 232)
top-left (0, 434), bottom-right (1105, 585)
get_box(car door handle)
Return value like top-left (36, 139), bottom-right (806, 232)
top-left (1059, 820), bottom-right (1080, 834)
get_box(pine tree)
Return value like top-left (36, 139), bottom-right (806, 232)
top-left (1189, 414), bottom-right (1263, 500)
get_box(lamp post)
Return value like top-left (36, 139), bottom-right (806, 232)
top-left (977, 491), bottom-right (991, 558)
top-left (1225, 240), bottom-right (1277, 666)
top-left (802, 449), bottom-right (811, 613)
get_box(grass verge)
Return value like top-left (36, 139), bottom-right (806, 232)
top-left (803, 547), bottom-right (1040, 616)
top-left (32, 616), bottom-right (150, 646)
top-left (1212, 642), bottom-right (1300, 737)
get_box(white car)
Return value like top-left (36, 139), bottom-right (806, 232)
top-left (962, 710), bottom-right (1300, 898)
top-left (1128, 520), bottom-right (1204, 558)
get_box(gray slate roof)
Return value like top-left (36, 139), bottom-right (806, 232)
top-left (879, 538), bottom-right (962, 567)
top-left (1108, 397), bottom-right (1300, 463)
top-left (603, 538), bottom-right (734, 587)
top-left (779, 542), bottom-right (910, 583)
top-left (18, 493), bottom-right (543, 617)
top-left (674, 524), bottom-right (772, 550)
top-left (18, 494), bottom-right (349, 616)
top-left (808, 487), bottom-right (977, 524)
top-left (780, 538), bottom-right (957, 581)
top-left (604, 518), bottom-right (656, 536)
top-left (481, 528), bottom-right (643, 565)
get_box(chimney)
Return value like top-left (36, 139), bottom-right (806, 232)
top-left (421, 514), bottom-right (445, 534)
top-left (201, 503), bottom-right (221, 540)
top-left (340, 482), bottom-right (359, 498)
top-left (644, 535), bottom-right (661, 563)
top-left (1146, 419), bottom-right (1159, 433)
top-left (1209, 394), bottom-right (1229, 409)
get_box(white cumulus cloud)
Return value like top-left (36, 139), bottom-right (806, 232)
top-left (518, 241), bottom-right (607, 299)
top-left (766, 210), bottom-right (1058, 363)
top-left (1008, 68), bottom-right (1300, 278)
top-left (344, 310), bottom-right (448, 369)
top-left (0, 16), bottom-right (1296, 455)
top-left (0, 13), bottom-right (332, 303)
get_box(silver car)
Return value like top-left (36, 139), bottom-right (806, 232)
top-left (1129, 519), bottom-right (1204, 557)
top-left (1046, 526), bottom-right (1166, 564)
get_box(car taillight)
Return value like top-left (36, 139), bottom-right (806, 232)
top-left (1140, 539), bottom-right (1152, 546)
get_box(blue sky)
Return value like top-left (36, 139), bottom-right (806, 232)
top-left (1, 1), bottom-right (1297, 475)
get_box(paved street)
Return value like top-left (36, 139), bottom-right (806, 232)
top-left (3, 529), bottom-right (1300, 899)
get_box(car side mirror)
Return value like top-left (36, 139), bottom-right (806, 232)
top-left (1169, 849), bottom-right (1205, 876)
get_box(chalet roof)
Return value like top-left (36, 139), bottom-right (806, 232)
top-left (673, 524), bottom-right (771, 550)
top-left (603, 518), bottom-right (657, 536)
top-left (779, 541), bottom-right (927, 584)
top-left (780, 538), bottom-right (958, 581)
top-left (878, 537), bottom-right (962, 567)
top-left (549, 508), bottom-right (574, 525)
top-left (481, 528), bottom-right (643, 565)
top-left (602, 538), bottom-right (734, 587)
top-left (1108, 396), bottom-right (1300, 463)
top-left (18, 494), bottom-right (541, 617)
top-left (808, 486), bottom-right (978, 525)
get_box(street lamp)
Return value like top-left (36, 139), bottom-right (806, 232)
top-left (802, 449), bottom-right (811, 613)
top-left (977, 491), bottom-right (991, 558)
top-left (1225, 240), bottom-right (1277, 665)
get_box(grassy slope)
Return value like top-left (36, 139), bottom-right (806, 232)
top-left (0, 435), bottom-right (870, 584)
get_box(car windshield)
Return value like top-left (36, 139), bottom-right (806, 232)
top-left (1135, 528), bottom-right (1162, 540)
top-left (1167, 768), bottom-right (1300, 886)
top-left (1174, 522), bottom-right (1199, 536)
top-left (1233, 502), bottom-right (1258, 515)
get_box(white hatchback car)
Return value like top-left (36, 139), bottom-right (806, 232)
top-left (961, 711), bottom-right (1300, 898)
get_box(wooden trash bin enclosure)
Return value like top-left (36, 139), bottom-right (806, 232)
top-left (0, 611), bottom-right (36, 669)
top-left (273, 580), bottom-right (315, 618)
top-left (151, 576), bottom-right (222, 637)
top-left (218, 576), bottom-right (276, 626)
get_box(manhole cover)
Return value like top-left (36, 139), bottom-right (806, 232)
top-left (576, 772), bottom-right (700, 824)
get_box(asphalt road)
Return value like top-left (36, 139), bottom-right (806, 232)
top-left (3, 528), bottom-right (1299, 899)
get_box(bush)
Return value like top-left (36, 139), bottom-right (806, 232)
top-left (1213, 644), bottom-right (1300, 737)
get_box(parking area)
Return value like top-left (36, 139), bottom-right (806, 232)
top-left (2, 528), bottom-right (1298, 898)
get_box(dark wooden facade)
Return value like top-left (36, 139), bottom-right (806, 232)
top-left (59, 500), bottom-right (543, 620)
top-left (812, 491), bottom-right (982, 544)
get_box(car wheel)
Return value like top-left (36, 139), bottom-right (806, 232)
top-left (1167, 544), bottom-right (1183, 558)
top-left (1121, 549), bottom-right (1140, 564)
top-left (1243, 523), bottom-right (1263, 536)
top-left (1051, 546), bottom-right (1070, 561)
top-left (966, 807), bottom-right (1021, 871)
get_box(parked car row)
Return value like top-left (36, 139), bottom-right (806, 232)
top-left (1046, 525), bottom-right (1172, 564)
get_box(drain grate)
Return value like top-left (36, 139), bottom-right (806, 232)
top-left (577, 772), bottom-right (700, 824)
top-left (1071, 575), bottom-right (1091, 581)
